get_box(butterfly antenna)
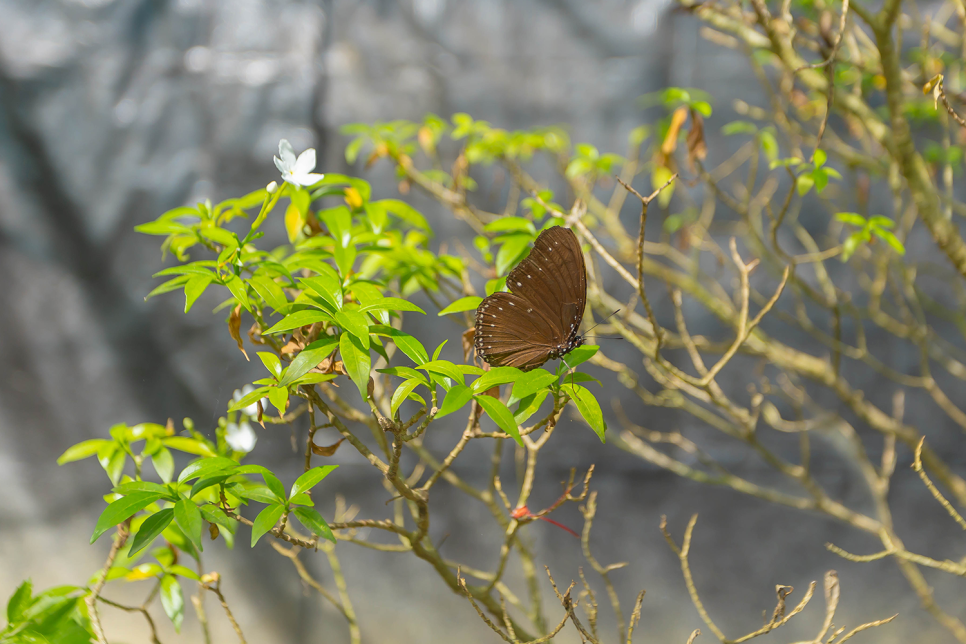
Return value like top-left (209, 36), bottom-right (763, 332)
top-left (584, 309), bottom-right (624, 341)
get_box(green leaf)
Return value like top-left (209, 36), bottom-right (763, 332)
top-left (364, 202), bottom-right (387, 233)
top-left (200, 505), bottom-right (236, 533)
top-left (474, 396), bottom-right (522, 446)
top-left (290, 465), bottom-right (339, 498)
top-left (496, 234), bottom-right (532, 276)
top-left (189, 473), bottom-right (233, 498)
top-left (112, 481), bottom-right (169, 496)
top-left (721, 121), bottom-right (758, 136)
top-left (420, 360), bottom-right (464, 386)
top-left (484, 217), bottom-right (536, 234)
top-left (357, 297), bottom-right (425, 314)
top-left (561, 384), bottom-right (606, 441)
top-left (223, 275), bottom-right (251, 312)
top-left (340, 332), bottom-right (371, 401)
top-left (7, 580), bottom-right (33, 623)
top-left (509, 369), bottom-right (558, 404)
top-left (159, 575), bottom-right (184, 632)
top-left (251, 504), bottom-right (285, 547)
top-left (435, 384), bottom-right (475, 419)
top-left (162, 436), bottom-right (216, 457)
top-left (796, 174), bottom-right (814, 196)
top-left (391, 378), bottom-right (423, 416)
top-left (835, 212), bottom-right (867, 227)
top-left (258, 352), bottom-right (283, 378)
top-left (319, 206), bottom-right (353, 247)
top-left (236, 465), bottom-right (286, 500)
top-left (151, 447), bottom-right (175, 484)
top-left (378, 199), bottom-right (431, 232)
top-left (177, 457), bottom-right (238, 484)
top-left (868, 215), bottom-right (895, 228)
top-left (871, 228), bottom-right (906, 255)
top-left (174, 500), bottom-right (204, 552)
top-left (438, 296), bottom-right (483, 316)
top-left (472, 366), bottom-right (523, 393)
top-left (263, 309), bottom-right (333, 335)
top-left (128, 508), bottom-right (175, 556)
top-left (369, 325), bottom-right (428, 364)
top-left (841, 233), bottom-right (862, 261)
top-left (514, 390), bottom-right (549, 424)
top-left (376, 366), bottom-right (428, 383)
top-left (813, 148), bottom-right (827, 167)
top-left (267, 385), bottom-right (289, 416)
top-left (278, 336), bottom-right (340, 387)
top-left (293, 507), bottom-right (336, 543)
top-left (250, 275), bottom-right (289, 314)
top-left (91, 492), bottom-right (165, 544)
top-left (812, 169), bottom-right (829, 193)
top-left (168, 565), bottom-right (201, 581)
top-left (335, 310), bottom-right (371, 348)
top-left (228, 386), bottom-right (272, 412)
top-left (301, 271), bottom-right (343, 311)
top-left (183, 275), bottom-right (213, 313)
top-left (236, 484), bottom-right (278, 504)
top-left (559, 345), bottom-right (598, 371)
top-left (691, 100), bottom-right (712, 117)
top-left (57, 439), bottom-right (110, 465)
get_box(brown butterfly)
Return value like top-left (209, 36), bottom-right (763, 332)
top-left (475, 226), bottom-right (587, 371)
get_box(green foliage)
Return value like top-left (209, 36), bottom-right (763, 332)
top-left (836, 213), bottom-right (906, 261)
top-left (1, 582), bottom-right (94, 644)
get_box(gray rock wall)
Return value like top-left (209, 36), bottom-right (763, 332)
top-left (0, 0), bottom-right (962, 642)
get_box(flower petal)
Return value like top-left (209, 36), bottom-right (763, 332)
top-left (274, 156), bottom-right (287, 173)
top-left (226, 421), bottom-right (257, 453)
top-left (291, 172), bottom-right (324, 187)
top-left (277, 139), bottom-right (296, 167)
top-left (293, 148), bottom-right (317, 175)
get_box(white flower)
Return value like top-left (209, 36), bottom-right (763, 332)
top-left (226, 420), bottom-right (257, 453)
top-left (274, 139), bottom-right (324, 187)
top-left (232, 385), bottom-right (264, 417)
top-left (266, 180), bottom-right (278, 194)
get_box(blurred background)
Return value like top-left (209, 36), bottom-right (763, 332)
top-left (1, 0), bottom-right (963, 642)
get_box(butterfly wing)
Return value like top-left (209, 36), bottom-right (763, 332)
top-left (475, 293), bottom-right (556, 370)
top-left (505, 226), bottom-right (586, 343)
top-left (475, 226), bottom-right (587, 371)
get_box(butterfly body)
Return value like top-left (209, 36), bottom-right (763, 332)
top-left (475, 226), bottom-right (587, 371)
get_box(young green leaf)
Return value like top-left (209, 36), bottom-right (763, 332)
top-left (335, 310), bottom-right (371, 349)
top-left (340, 332), bottom-right (372, 401)
top-left (357, 297), bottom-right (425, 314)
top-left (293, 507), bottom-right (336, 543)
top-left (435, 384), bottom-right (475, 419)
top-left (236, 464), bottom-right (287, 500)
top-left (290, 465), bottom-right (339, 498)
top-left (369, 325), bottom-right (428, 364)
top-left (509, 369), bottom-right (558, 404)
top-left (91, 492), bottom-right (165, 544)
top-left (7, 580), bottom-right (33, 623)
top-left (174, 499), bottom-right (203, 552)
top-left (159, 575), bottom-right (184, 632)
top-left (559, 345), bottom-right (598, 371)
top-left (872, 228), bottom-right (906, 255)
top-left (835, 212), bottom-right (867, 226)
top-left (472, 366), bottom-right (523, 393)
top-left (391, 378), bottom-right (424, 416)
top-left (438, 296), bottom-right (483, 316)
top-left (263, 309), bottom-right (333, 335)
top-left (474, 395), bottom-right (522, 446)
top-left (561, 383), bottom-right (606, 442)
top-left (277, 336), bottom-right (340, 387)
top-left (57, 439), bottom-right (110, 465)
top-left (183, 274), bottom-right (213, 313)
top-left (251, 504), bottom-right (285, 547)
top-left (177, 457), bottom-right (238, 484)
top-left (128, 508), bottom-right (175, 557)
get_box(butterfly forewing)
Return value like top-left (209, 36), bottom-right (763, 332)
top-left (475, 226), bottom-right (587, 371)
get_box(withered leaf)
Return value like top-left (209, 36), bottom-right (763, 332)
top-left (686, 109), bottom-right (707, 172)
top-left (311, 436), bottom-right (346, 456)
top-left (229, 304), bottom-right (249, 361)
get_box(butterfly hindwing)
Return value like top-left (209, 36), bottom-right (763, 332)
top-left (475, 227), bottom-right (587, 371)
